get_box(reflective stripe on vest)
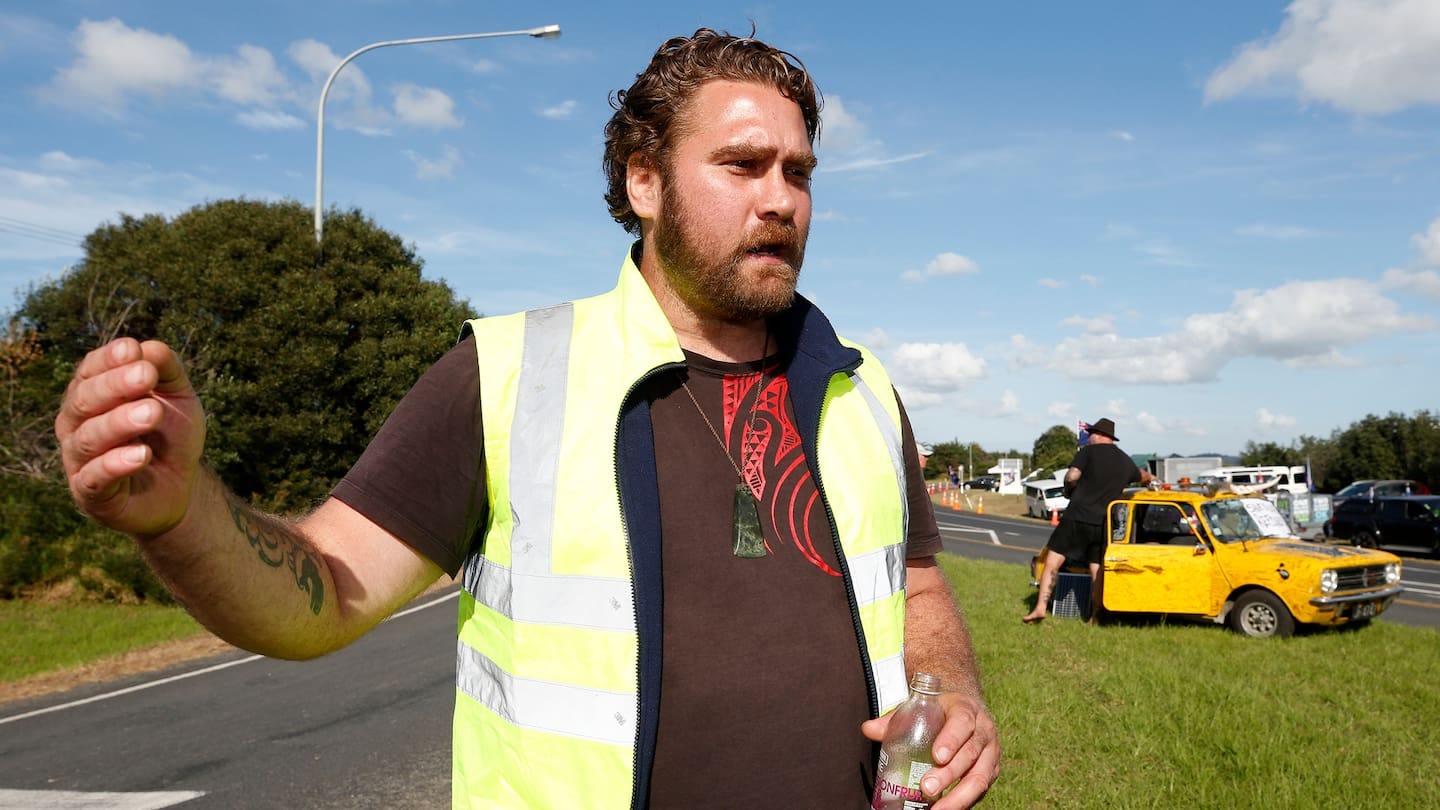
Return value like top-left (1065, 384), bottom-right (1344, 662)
top-left (453, 256), bottom-right (911, 808)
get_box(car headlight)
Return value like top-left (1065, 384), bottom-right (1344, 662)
top-left (1386, 563), bottom-right (1401, 584)
top-left (1320, 569), bottom-right (1338, 593)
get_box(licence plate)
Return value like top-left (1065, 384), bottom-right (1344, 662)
top-left (1352, 601), bottom-right (1378, 620)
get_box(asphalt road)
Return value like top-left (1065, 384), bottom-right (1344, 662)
top-left (2, 513), bottom-right (1434, 809)
top-left (0, 592), bottom-right (459, 810)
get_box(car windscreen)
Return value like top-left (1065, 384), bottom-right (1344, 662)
top-left (1201, 498), bottom-right (1294, 542)
top-left (1335, 482), bottom-right (1373, 497)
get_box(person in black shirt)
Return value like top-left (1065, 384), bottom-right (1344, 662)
top-left (1023, 417), bottom-right (1152, 623)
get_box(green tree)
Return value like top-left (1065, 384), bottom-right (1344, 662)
top-left (4, 199), bottom-right (476, 599)
top-left (1031, 424), bottom-right (1078, 478)
top-left (19, 199), bottom-right (475, 508)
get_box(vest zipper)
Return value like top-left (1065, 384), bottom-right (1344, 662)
top-left (616, 361), bottom-right (684, 810)
top-left (811, 364), bottom-right (880, 719)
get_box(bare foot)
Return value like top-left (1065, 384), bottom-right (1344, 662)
top-left (1021, 611), bottom-right (1047, 624)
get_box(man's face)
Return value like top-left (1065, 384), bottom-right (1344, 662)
top-left (650, 80), bottom-right (815, 323)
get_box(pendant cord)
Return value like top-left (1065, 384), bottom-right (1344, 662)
top-left (677, 326), bottom-right (769, 494)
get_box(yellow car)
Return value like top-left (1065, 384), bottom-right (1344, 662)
top-left (1033, 488), bottom-right (1403, 638)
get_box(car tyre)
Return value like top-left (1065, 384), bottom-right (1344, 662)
top-left (1351, 530), bottom-right (1377, 549)
top-left (1229, 591), bottom-right (1295, 639)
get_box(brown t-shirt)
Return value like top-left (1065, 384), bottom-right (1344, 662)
top-left (332, 336), bottom-right (942, 808)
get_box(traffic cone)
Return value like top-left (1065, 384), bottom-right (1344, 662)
top-left (1049, 508), bottom-right (1059, 527)
top-left (977, 497), bottom-right (984, 515)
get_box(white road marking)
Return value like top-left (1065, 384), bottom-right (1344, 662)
top-left (0, 589), bottom-right (460, 727)
top-left (0, 789), bottom-right (204, 809)
top-left (948, 527), bottom-right (1000, 545)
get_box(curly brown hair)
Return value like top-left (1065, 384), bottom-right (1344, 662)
top-left (602, 27), bottom-right (822, 236)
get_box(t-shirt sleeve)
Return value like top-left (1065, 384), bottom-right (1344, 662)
top-left (897, 393), bottom-right (943, 559)
top-left (330, 336), bottom-right (486, 577)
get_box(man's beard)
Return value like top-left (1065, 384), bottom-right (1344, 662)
top-left (652, 186), bottom-right (806, 323)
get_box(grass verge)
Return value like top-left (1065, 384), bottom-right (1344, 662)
top-left (6, 555), bottom-right (1436, 807)
top-left (941, 554), bottom-right (1440, 809)
top-left (1, 599), bottom-right (205, 682)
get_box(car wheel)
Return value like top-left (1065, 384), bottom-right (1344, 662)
top-left (1351, 531), bottom-right (1377, 549)
top-left (1229, 591), bottom-right (1295, 639)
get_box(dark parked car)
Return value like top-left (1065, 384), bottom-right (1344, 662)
top-left (1332, 479), bottom-right (1430, 506)
top-left (962, 475), bottom-right (999, 491)
top-left (1324, 495), bottom-right (1440, 558)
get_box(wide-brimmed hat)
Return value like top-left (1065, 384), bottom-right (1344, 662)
top-left (1089, 418), bottom-right (1119, 441)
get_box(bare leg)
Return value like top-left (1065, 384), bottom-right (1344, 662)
top-left (1023, 550), bottom-right (1067, 623)
top-left (1086, 561), bottom-right (1103, 625)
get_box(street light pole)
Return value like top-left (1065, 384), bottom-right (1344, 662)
top-left (314, 24), bottom-right (561, 245)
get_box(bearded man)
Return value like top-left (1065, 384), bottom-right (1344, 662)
top-left (56, 27), bottom-right (998, 810)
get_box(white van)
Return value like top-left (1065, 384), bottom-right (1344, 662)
top-left (1196, 465), bottom-right (1309, 495)
top-left (1024, 479), bottom-right (1069, 519)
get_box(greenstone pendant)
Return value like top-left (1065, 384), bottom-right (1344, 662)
top-left (732, 483), bottom-right (768, 558)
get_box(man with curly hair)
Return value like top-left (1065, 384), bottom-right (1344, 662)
top-left (57, 27), bottom-right (998, 809)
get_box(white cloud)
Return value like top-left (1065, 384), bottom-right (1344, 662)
top-left (1046, 278), bottom-right (1434, 384)
top-left (1133, 411), bottom-right (1207, 437)
top-left (1256, 408), bottom-right (1297, 430)
top-left (904, 252), bottom-right (978, 282)
top-left (211, 43), bottom-right (289, 107)
top-left (1105, 400), bottom-right (1128, 417)
top-left (1413, 216), bottom-right (1440, 265)
top-left (822, 153), bottom-right (929, 173)
top-left (887, 342), bottom-right (987, 404)
top-left (540, 99), bottom-right (577, 120)
top-left (406, 145), bottom-right (462, 179)
top-left (816, 95), bottom-right (928, 174)
top-left (1380, 267), bottom-right (1440, 300)
top-left (998, 389), bottom-right (1021, 416)
top-left (37, 151), bottom-right (102, 173)
top-left (926, 252), bottom-right (978, 276)
top-left (1134, 239), bottom-right (1198, 267)
top-left (1205, 0), bottom-right (1440, 115)
top-left (860, 328), bottom-right (891, 350)
top-left (1046, 401), bottom-right (1075, 420)
top-left (1005, 334), bottom-right (1044, 369)
top-left (1038, 278), bottom-right (1064, 289)
top-left (1237, 223), bottom-right (1317, 239)
top-left (46, 18), bottom-right (202, 114)
top-left (393, 84), bottom-right (461, 128)
top-left (287, 38), bottom-right (347, 83)
top-left (236, 109), bottom-right (305, 131)
top-left (1061, 315), bottom-right (1115, 335)
top-left (817, 95), bottom-right (867, 153)
top-left (1079, 274), bottom-right (1100, 286)
top-left (1111, 130), bottom-right (1135, 142)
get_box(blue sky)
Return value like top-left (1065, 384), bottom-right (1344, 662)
top-left (2, 1), bottom-right (1438, 459)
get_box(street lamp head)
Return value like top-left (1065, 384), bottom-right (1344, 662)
top-left (529, 24), bottom-right (562, 39)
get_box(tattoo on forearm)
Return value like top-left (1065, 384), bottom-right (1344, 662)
top-left (225, 500), bottom-right (326, 615)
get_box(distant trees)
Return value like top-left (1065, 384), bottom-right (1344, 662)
top-left (1031, 425), bottom-right (1078, 477)
top-left (1, 199), bottom-right (475, 599)
top-left (1237, 410), bottom-right (1440, 492)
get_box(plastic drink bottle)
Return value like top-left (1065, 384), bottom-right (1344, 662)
top-left (871, 672), bottom-right (944, 810)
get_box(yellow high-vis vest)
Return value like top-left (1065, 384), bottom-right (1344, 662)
top-left (453, 250), bottom-right (911, 809)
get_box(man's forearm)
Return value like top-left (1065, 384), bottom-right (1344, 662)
top-left (904, 564), bottom-right (984, 700)
top-left (132, 467), bottom-right (353, 659)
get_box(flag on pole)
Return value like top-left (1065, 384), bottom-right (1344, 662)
top-left (1305, 456), bottom-right (1314, 493)
top-left (1077, 420), bottom-right (1091, 448)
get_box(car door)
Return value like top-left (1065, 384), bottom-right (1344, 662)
top-left (1102, 502), bottom-right (1215, 615)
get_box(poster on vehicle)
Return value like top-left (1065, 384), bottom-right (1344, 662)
top-left (1240, 498), bottom-right (1293, 538)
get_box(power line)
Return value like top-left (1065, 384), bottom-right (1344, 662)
top-left (0, 215), bottom-right (84, 249)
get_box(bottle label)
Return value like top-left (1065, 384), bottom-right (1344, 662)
top-left (872, 760), bottom-right (932, 809)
